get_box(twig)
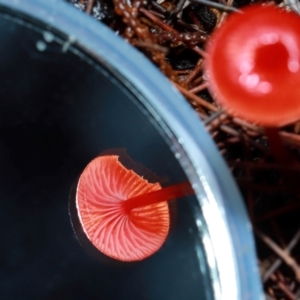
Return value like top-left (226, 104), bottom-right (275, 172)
top-left (190, 0), bottom-right (242, 13)
top-left (140, 8), bottom-right (208, 58)
top-left (255, 229), bottom-right (300, 282)
top-left (151, 1), bottom-right (167, 14)
top-left (184, 59), bottom-right (203, 85)
top-left (86, 0), bottom-right (94, 14)
top-left (269, 273), bottom-right (295, 300)
top-left (189, 82), bottom-right (209, 93)
top-left (176, 83), bottom-right (217, 111)
top-left (217, 0), bottom-right (235, 26)
top-left (263, 229), bottom-right (300, 282)
top-left (168, 0), bottom-right (187, 22)
top-left (280, 130), bottom-right (300, 147)
top-left (228, 161), bottom-right (300, 172)
top-left (203, 109), bottom-right (224, 125)
top-left (198, 112), bottom-right (270, 153)
top-left (133, 40), bottom-right (169, 53)
top-left (255, 202), bottom-right (300, 223)
top-left (140, 7), bottom-right (176, 32)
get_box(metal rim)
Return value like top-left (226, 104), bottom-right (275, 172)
top-left (0, 1), bottom-right (263, 299)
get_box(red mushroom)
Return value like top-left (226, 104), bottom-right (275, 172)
top-left (205, 5), bottom-right (300, 161)
top-left (76, 155), bottom-right (194, 262)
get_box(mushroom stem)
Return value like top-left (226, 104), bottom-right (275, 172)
top-left (265, 127), bottom-right (290, 163)
top-left (123, 181), bottom-right (194, 212)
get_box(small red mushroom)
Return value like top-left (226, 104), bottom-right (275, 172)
top-left (75, 155), bottom-right (193, 262)
top-left (205, 5), bottom-right (300, 161)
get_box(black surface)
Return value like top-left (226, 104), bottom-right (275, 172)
top-left (0, 11), bottom-right (213, 300)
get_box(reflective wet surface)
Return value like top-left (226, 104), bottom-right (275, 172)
top-left (0, 12), bottom-right (213, 300)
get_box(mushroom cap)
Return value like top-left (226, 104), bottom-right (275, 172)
top-left (76, 155), bottom-right (170, 262)
top-left (205, 5), bottom-right (300, 127)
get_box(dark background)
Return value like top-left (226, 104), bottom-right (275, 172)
top-left (0, 12), bottom-right (213, 300)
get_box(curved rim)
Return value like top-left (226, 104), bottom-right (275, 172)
top-left (0, 1), bottom-right (263, 299)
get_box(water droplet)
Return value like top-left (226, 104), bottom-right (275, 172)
top-left (43, 31), bottom-right (54, 43)
top-left (36, 40), bottom-right (47, 52)
top-left (178, 138), bottom-right (184, 144)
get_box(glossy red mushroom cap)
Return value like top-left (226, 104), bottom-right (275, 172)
top-left (205, 5), bottom-right (300, 127)
top-left (76, 155), bottom-right (170, 262)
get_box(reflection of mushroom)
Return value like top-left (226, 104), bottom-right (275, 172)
top-left (76, 155), bottom-right (194, 262)
top-left (205, 5), bottom-right (300, 161)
